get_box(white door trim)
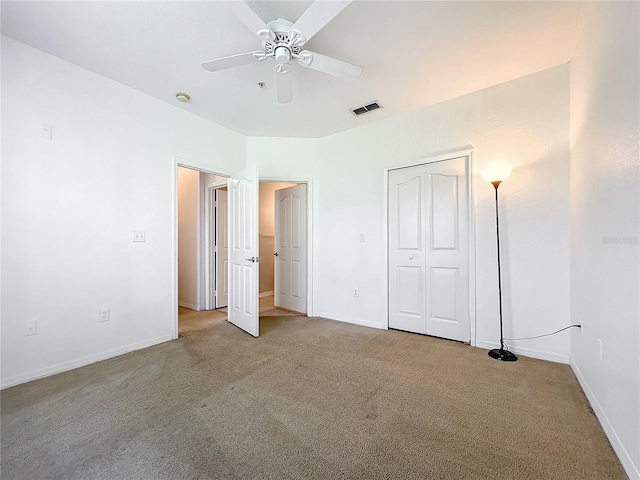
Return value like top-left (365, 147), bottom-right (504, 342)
top-left (204, 185), bottom-right (214, 310)
top-left (383, 148), bottom-right (477, 345)
top-left (172, 156), bottom-right (231, 340)
top-left (259, 176), bottom-right (314, 318)
top-left (204, 182), bottom-right (229, 310)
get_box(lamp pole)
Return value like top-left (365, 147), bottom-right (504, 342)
top-left (488, 180), bottom-right (517, 362)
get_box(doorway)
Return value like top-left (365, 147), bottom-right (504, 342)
top-left (177, 166), bottom-right (228, 312)
top-left (258, 182), bottom-right (295, 304)
top-left (176, 164), bottom-right (311, 338)
top-left (242, 181), bottom-right (309, 315)
top-left (206, 185), bottom-right (228, 310)
top-left (219, 178), bottom-right (310, 336)
top-left (387, 152), bottom-right (474, 343)
top-left (174, 162), bottom-right (230, 339)
top-left (272, 183), bottom-right (308, 313)
top-left (209, 181), bottom-right (308, 315)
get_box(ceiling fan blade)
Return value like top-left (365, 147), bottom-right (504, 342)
top-left (288, 0), bottom-right (351, 43)
top-left (298, 50), bottom-right (362, 78)
top-left (226, 2), bottom-right (273, 38)
top-left (201, 51), bottom-right (263, 72)
top-left (275, 65), bottom-right (293, 104)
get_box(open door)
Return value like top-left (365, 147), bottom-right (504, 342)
top-left (274, 184), bottom-right (307, 313)
top-left (228, 165), bottom-right (259, 337)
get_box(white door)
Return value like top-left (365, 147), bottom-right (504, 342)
top-left (274, 184), bottom-right (307, 313)
top-left (228, 165), bottom-right (259, 336)
top-left (388, 157), bottom-right (469, 342)
top-left (214, 189), bottom-right (229, 308)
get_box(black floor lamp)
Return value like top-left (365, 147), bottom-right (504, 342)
top-left (481, 166), bottom-right (518, 362)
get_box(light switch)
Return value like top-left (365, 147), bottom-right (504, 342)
top-left (359, 233), bottom-right (366, 242)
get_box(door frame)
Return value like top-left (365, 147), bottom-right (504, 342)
top-left (172, 156), bottom-right (231, 340)
top-left (383, 148), bottom-right (477, 346)
top-left (260, 177), bottom-right (314, 318)
top-left (204, 182), bottom-right (228, 310)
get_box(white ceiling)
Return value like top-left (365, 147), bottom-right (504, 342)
top-left (1, 1), bottom-right (591, 138)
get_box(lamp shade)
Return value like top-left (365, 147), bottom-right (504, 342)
top-left (481, 165), bottom-right (512, 184)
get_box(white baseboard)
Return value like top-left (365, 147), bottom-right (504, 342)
top-left (1, 334), bottom-right (174, 390)
top-left (259, 291), bottom-right (274, 298)
top-left (571, 359), bottom-right (639, 480)
top-left (178, 301), bottom-right (200, 311)
top-left (314, 312), bottom-right (385, 330)
top-left (475, 340), bottom-right (570, 364)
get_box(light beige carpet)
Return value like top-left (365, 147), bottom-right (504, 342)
top-left (1, 314), bottom-right (626, 479)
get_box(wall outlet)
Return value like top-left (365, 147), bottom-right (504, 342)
top-left (132, 231), bottom-right (146, 242)
top-left (40, 123), bottom-right (52, 140)
top-left (24, 319), bottom-right (37, 336)
top-left (359, 233), bottom-right (366, 242)
top-left (354, 289), bottom-right (359, 297)
top-left (100, 308), bottom-right (110, 323)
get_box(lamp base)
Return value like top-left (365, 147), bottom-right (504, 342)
top-left (488, 348), bottom-right (518, 362)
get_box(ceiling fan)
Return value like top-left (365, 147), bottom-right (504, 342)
top-left (201, 0), bottom-right (362, 104)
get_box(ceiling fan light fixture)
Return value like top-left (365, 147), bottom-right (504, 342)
top-left (275, 46), bottom-right (291, 63)
top-left (175, 92), bottom-right (191, 103)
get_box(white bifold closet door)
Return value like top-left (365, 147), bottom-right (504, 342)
top-left (388, 157), bottom-right (470, 342)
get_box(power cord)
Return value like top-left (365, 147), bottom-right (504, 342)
top-left (503, 324), bottom-right (581, 341)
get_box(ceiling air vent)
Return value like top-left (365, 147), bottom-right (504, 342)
top-left (350, 101), bottom-right (382, 116)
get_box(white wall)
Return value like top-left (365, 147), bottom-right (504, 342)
top-left (314, 65), bottom-right (571, 361)
top-left (1, 37), bottom-right (245, 387)
top-left (246, 68), bottom-right (571, 362)
top-left (569, 2), bottom-right (640, 477)
top-left (177, 166), bottom-right (200, 310)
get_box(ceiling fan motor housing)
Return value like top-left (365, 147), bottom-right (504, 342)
top-left (263, 18), bottom-right (302, 62)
